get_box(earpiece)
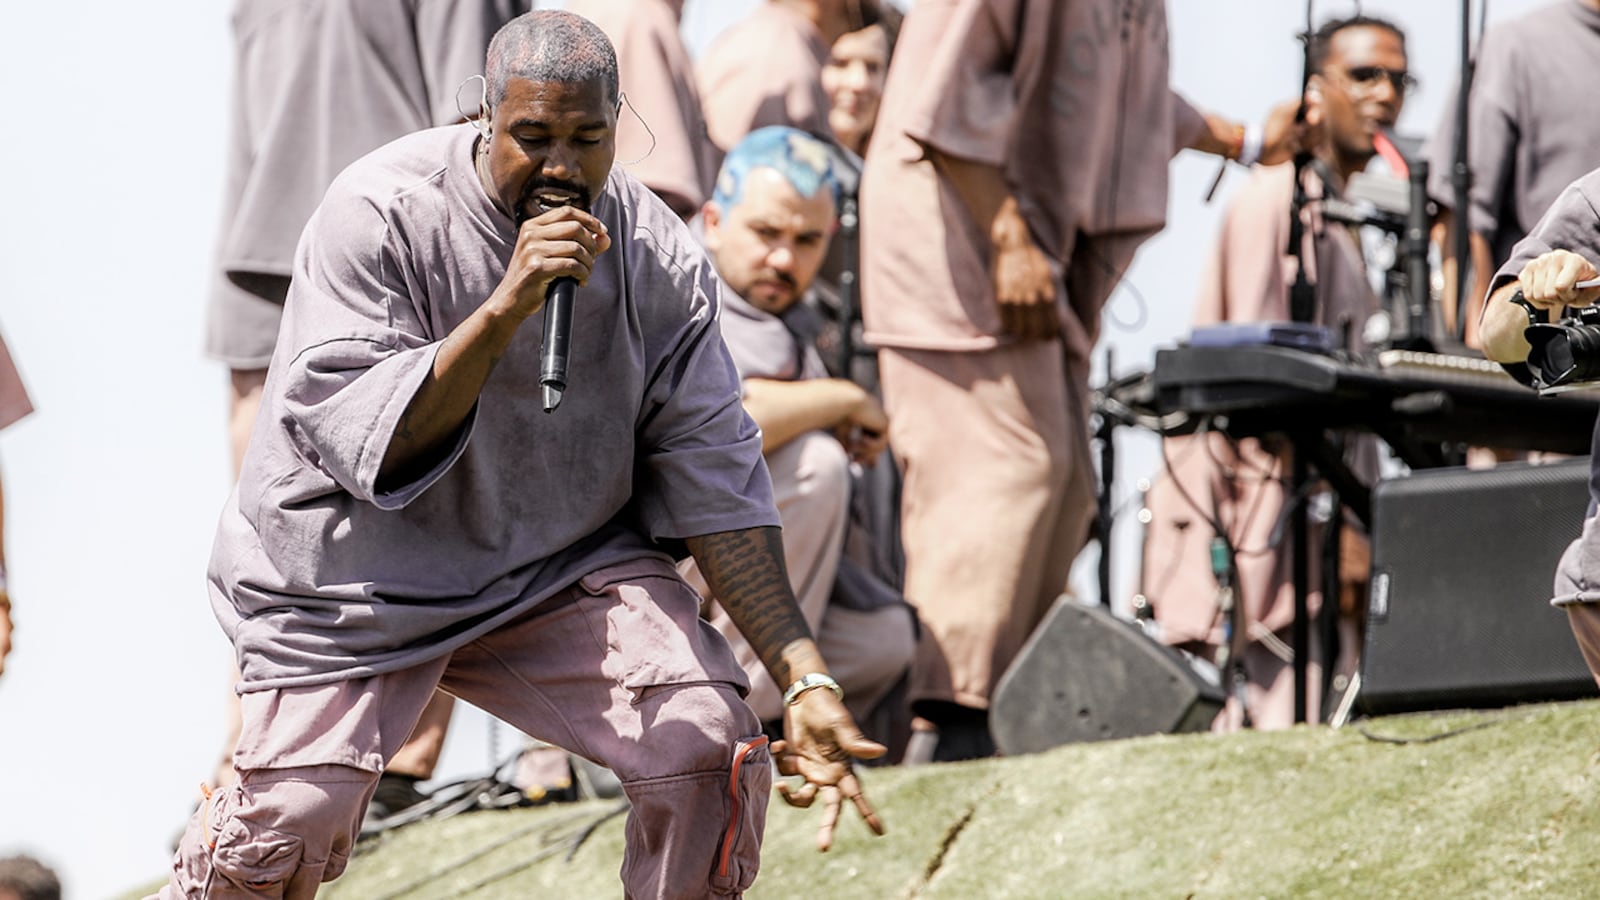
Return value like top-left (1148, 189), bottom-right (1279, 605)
top-left (476, 76), bottom-right (492, 139)
top-left (455, 74), bottom-right (492, 138)
top-left (613, 91), bottom-right (658, 168)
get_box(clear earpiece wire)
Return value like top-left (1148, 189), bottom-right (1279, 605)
top-left (613, 91), bottom-right (658, 167)
top-left (455, 74), bottom-right (491, 138)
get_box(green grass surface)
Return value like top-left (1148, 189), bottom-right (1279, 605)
top-left (124, 700), bottom-right (1600, 898)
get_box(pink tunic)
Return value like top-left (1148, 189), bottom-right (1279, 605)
top-left (860, 0), bottom-right (1204, 361)
top-left (696, 2), bottom-right (833, 152)
top-left (212, 125), bottom-right (778, 691)
top-left (566, 0), bottom-right (719, 218)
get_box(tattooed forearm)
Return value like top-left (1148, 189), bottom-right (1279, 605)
top-left (687, 526), bottom-right (814, 685)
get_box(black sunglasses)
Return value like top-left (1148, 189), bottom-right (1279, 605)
top-left (1341, 65), bottom-right (1418, 95)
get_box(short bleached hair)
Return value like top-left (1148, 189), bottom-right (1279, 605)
top-left (485, 11), bottom-right (619, 109)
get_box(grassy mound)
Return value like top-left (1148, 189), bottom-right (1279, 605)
top-left (126, 700), bottom-right (1600, 898)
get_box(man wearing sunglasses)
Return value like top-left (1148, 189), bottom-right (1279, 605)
top-left (1139, 14), bottom-right (1409, 731)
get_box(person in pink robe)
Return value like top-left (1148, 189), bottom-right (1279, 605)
top-left (697, 0), bottom-right (894, 153)
top-left (1140, 16), bottom-right (1408, 730)
top-left (0, 327), bottom-right (33, 682)
top-left (159, 14), bottom-right (885, 896)
top-left (564, 0), bottom-right (719, 220)
top-left (821, 9), bottom-right (900, 159)
top-left (860, 0), bottom-right (1313, 760)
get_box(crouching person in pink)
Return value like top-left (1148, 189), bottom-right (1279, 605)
top-left (157, 11), bottom-right (884, 898)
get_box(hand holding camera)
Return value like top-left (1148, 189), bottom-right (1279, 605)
top-left (1517, 249), bottom-right (1600, 311)
top-left (1515, 251), bottom-right (1600, 388)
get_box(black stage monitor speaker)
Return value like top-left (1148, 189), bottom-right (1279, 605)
top-left (991, 599), bottom-right (1225, 755)
top-left (1357, 459), bottom-right (1599, 716)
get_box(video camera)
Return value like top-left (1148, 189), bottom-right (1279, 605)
top-left (1523, 296), bottom-right (1600, 389)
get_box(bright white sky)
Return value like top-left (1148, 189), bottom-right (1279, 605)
top-left (0, 1), bottom-right (1552, 896)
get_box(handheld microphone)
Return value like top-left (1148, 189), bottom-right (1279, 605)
top-left (540, 276), bottom-right (576, 413)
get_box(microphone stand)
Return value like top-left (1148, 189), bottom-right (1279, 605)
top-left (1288, 0), bottom-right (1316, 725)
top-left (835, 187), bottom-right (860, 381)
top-left (820, 138), bottom-right (864, 384)
top-left (1288, 161), bottom-right (1316, 326)
top-left (1395, 150), bottom-right (1446, 350)
top-left (1209, 527), bottom-right (1251, 729)
top-left (1095, 347), bottom-right (1116, 610)
top-left (1451, 0), bottom-right (1475, 343)
top-left (1398, 158), bottom-right (1436, 352)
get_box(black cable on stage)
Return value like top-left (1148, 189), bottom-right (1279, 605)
top-left (1287, 0), bottom-right (1316, 326)
top-left (1451, 0), bottom-right (1475, 343)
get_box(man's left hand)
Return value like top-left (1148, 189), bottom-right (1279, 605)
top-left (771, 688), bottom-right (887, 851)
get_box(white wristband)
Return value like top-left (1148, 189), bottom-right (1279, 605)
top-left (1237, 123), bottom-right (1264, 167)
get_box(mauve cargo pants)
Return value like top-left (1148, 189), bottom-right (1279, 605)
top-left (156, 557), bottom-right (772, 899)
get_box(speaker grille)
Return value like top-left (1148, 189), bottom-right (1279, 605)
top-left (992, 600), bottom-right (1224, 754)
top-left (1358, 459), bottom-right (1598, 714)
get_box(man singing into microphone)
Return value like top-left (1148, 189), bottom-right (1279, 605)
top-left (159, 11), bottom-right (884, 897)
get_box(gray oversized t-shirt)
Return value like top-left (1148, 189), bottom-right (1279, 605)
top-left (716, 284), bottom-right (828, 384)
top-left (1427, 0), bottom-right (1600, 271)
top-left (212, 124), bottom-right (779, 691)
